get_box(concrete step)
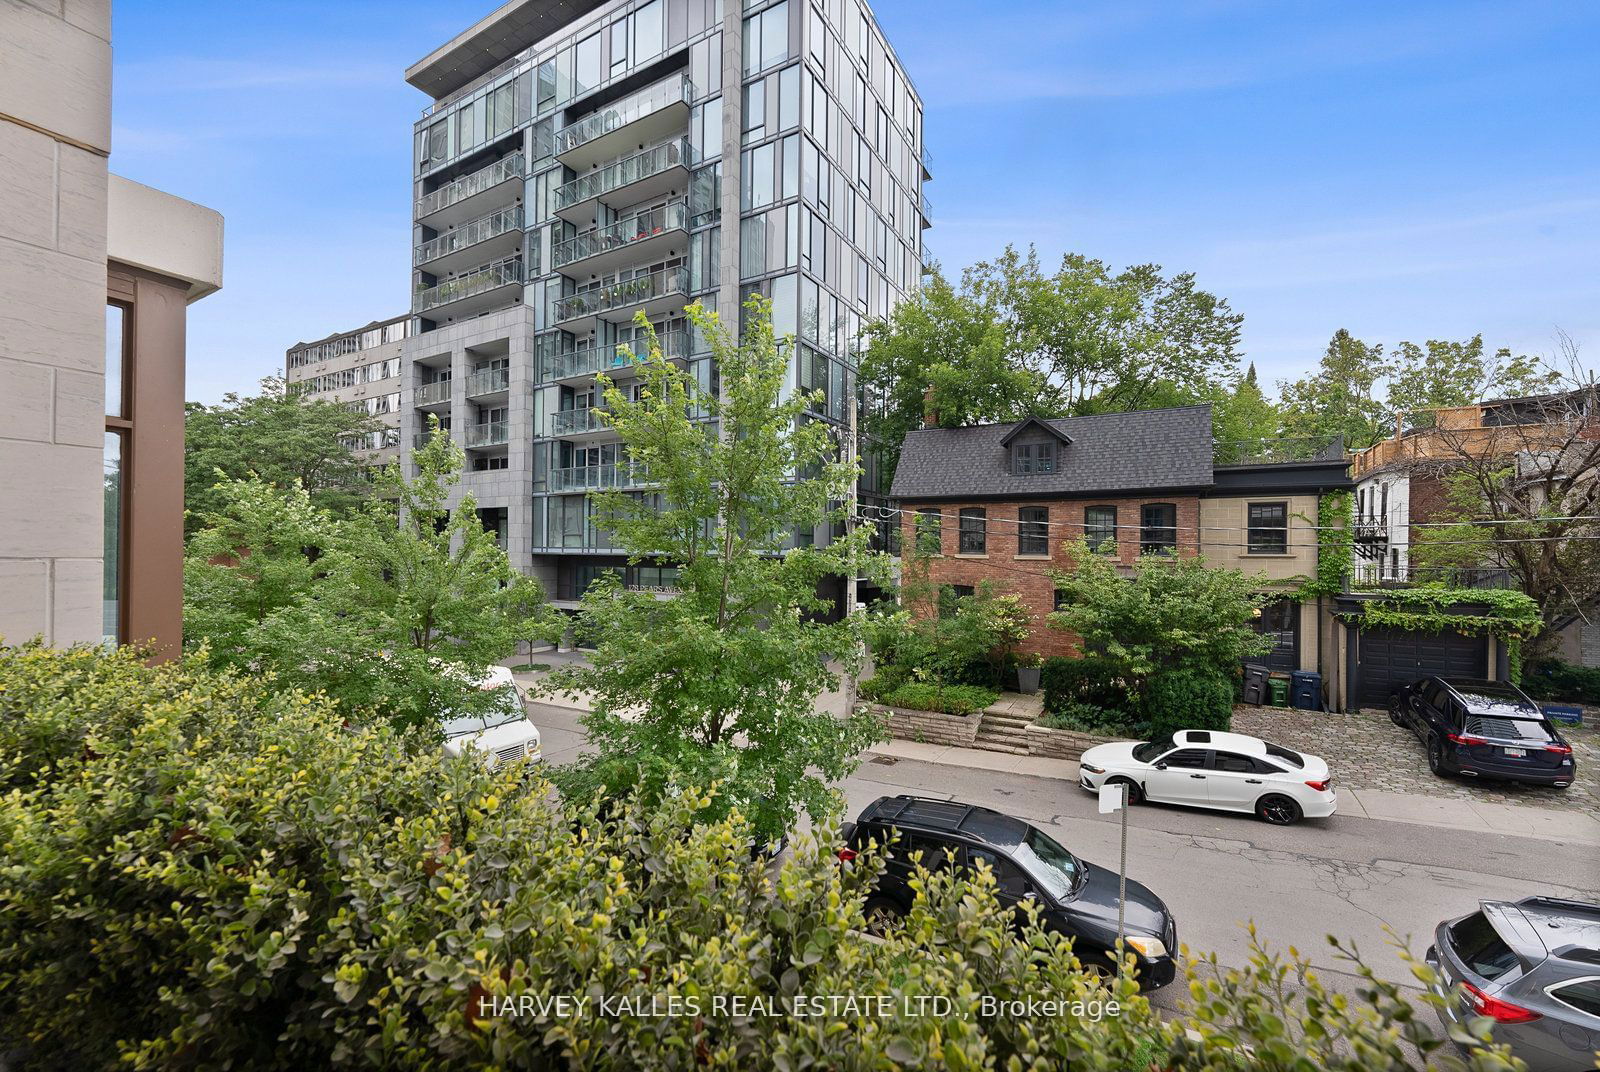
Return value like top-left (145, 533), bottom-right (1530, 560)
top-left (975, 732), bottom-right (1032, 746)
top-left (969, 741), bottom-right (1031, 755)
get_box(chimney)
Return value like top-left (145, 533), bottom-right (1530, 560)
top-left (923, 384), bottom-right (938, 428)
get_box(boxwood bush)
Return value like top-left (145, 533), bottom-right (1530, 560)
top-left (874, 681), bottom-right (999, 715)
top-left (1143, 669), bottom-right (1235, 743)
top-left (0, 643), bottom-right (1517, 1071)
top-left (1040, 655), bottom-right (1138, 719)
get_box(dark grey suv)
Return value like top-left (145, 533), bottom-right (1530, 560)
top-left (1427, 896), bottom-right (1600, 1071)
top-left (1389, 677), bottom-right (1576, 787)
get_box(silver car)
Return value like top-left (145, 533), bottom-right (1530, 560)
top-left (1427, 896), bottom-right (1600, 1072)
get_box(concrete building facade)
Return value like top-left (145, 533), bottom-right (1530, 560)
top-left (285, 314), bottom-right (413, 471)
top-left (1, 0), bottom-right (223, 655)
top-left (397, 0), bottom-right (929, 602)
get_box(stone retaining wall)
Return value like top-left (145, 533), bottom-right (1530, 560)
top-left (873, 704), bottom-right (984, 746)
top-left (1024, 724), bottom-right (1127, 760)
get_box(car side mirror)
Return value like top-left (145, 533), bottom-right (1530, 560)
top-left (1153, 761), bottom-right (1168, 770)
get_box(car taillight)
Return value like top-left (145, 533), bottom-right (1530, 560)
top-left (1446, 732), bottom-right (1489, 746)
top-left (836, 848), bottom-right (857, 862)
top-left (1304, 779), bottom-right (1331, 792)
top-left (1460, 981), bottom-right (1541, 1024)
top-left (1544, 743), bottom-right (1573, 755)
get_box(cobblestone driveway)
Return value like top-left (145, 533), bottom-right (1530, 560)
top-left (1231, 705), bottom-right (1600, 814)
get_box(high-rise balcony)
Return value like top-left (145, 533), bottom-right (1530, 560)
top-left (464, 367), bottom-right (510, 398)
top-left (550, 407), bottom-right (611, 438)
top-left (549, 463), bottom-right (651, 491)
top-left (540, 329), bottom-right (689, 385)
top-left (555, 75), bottom-right (694, 170)
top-left (920, 143), bottom-right (933, 180)
top-left (413, 429), bottom-right (451, 449)
top-left (554, 200), bottom-right (689, 276)
top-left (919, 190), bottom-right (932, 227)
top-left (465, 420), bottom-right (508, 448)
top-left (414, 205), bottom-right (523, 274)
top-left (414, 255), bottom-right (522, 319)
top-left (553, 265), bottom-right (688, 334)
top-left (414, 152), bottom-right (523, 228)
top-left (414, 380), bottom-right (452, 408)
top-left (552, 139), bottom-right (690, 224)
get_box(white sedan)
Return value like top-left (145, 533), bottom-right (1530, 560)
top-left (1078, 730), bottom-right (1336, 825)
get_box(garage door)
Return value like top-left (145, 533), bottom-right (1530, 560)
top-left (1357, 627), bottom-right (1488, 707)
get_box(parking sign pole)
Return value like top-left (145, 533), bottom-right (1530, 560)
top-left (1117, 782), bottom-right (1127, 953)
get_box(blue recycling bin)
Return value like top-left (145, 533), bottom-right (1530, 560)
top-left (1290, 670), bottom-right (1322, 711)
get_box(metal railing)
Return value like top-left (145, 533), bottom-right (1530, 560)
top-left (414, 256), bottom-right (522, 313)
top-left (553, 139), bottom-right (689, 213)
top-left (554, 265), bottom-right (688, 323)
top-left (549, 463), bottom-right (650, 491)
top-left (414, 206), bottom-right (522, 265)
top-left (540, 330), bottom-right (689, 380)
top-left (465, 421), bottom-right (508, 448)
top-left (920, 191), bottom-right (932, 220)
top-left (1350, 565), bottom-right (1514, 590)
top-left (415, 152), bottom-right (523, 219)
top-left (553, 200), bottom-right (688, 270)
top-left (1213, 436), bottom-right (1347, 466)
top-left (920, 143), bottom-right (933, 172)
top-left (414, 380), bottom-right (451, 406)
top-left (464, 368), bottom-right (510, 396)
top-left (550, 407), bottom-right (610, 436)
top-left (1352, 514), bottom-right (1388, 540)
top-left (555, 76), bottom-right (695, 156)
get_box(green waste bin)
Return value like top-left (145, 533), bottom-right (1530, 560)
top-left (1269, 677), bottom-right (1289, 707)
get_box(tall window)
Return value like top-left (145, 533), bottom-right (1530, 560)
top-left (103, 302), bottom-right (130, 645)
top-left (1012, 441), bottom-right (1056, 475)
top-left (1084, 505), bottom-right (1117, 552)
top-left (1018, 506), bottom-right (1049, 556)
top-left (958, 507), bottom-right (987, 554)
top-left (1139, 503), bottom-right (1177, 555)
top-left (1247, 502), bottom-right (1289, 554)
top-left (914, 508), bottom-right (942, 554)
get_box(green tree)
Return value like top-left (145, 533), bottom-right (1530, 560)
top-left (184, 375), bottom-right (382, 534)
top-left (1385, 333), bottom-right (1558, 417)
top-left (1210, 362), bottom-right (1284, 459)
top-left (545, 299), bottom-right (888, 843)
top-left (1277, 329), bottom-right (1391, 448)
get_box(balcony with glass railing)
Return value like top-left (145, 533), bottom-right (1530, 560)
top-left (553, 265), bottom-right (689, 329)
top-left (414, 205), bottom-right (523, 270)
top-left (414, 152), bottom-right (523, 225)
top-left (553, 200), bottom-right (688, 275)
top-left (553, 139), bottom-right (689, 222)
top-left (414, 255), bottom-right (522, 316)
top-left (550, 407), bottom-right (611, 437)
top-left (464, 368), bottom-right (510, 397)
top-left (548, 463), bottom-right (651, 491)
top-left (555, 76), bottom-right (694, 169)
top-left (414, 380), bottom-right (451, 407)
top-left (920, 142), bottom-right (933, 178)
top-left (465, 420), bottom-right (508, 448)
top-left (540, 329), bottom-right (689, 383)
top-left (919, 190), bottom-right (933, 224)
top-left (413, 429), bottom-right (451, 449)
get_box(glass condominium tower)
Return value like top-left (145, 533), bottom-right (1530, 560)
top-left (401, 0), bottom-right (930, 606)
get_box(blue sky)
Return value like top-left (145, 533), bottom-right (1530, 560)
top-left (108, 0), bottom-right (1600, 403)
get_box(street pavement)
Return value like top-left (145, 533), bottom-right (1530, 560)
top-left (526, 697), bottom-right (1600, 1013)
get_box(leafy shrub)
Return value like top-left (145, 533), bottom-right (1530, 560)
top-left (1041, 655), bottom-right (1139, 718)
top-left (865, 584), bottom-right (1030, 689)
top-left (879, 682), bottom-right (999, 715)
top-left (1038, 701), bottom-right (1142, 737)
top-left (1520, 658), bottom-right (1600, 705)
top-left (1143, 669), bottom-right (1234, 743)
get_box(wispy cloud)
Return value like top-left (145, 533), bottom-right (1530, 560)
top-left (116, 57), bottom-right (396, 96)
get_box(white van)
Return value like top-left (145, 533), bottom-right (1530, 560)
top-left (439, 665), bottom-right (542, 770)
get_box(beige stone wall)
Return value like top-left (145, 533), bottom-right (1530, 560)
top-left (0, 0), bottom-right (113, 646)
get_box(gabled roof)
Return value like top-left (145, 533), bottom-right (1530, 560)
top-left (998, 415), bottom-right (1074, 447)
top-left (890, 405), bottom-right (1215, 501)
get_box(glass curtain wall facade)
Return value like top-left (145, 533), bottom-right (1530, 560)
top-left (402, 0), bottom-right (927, 601)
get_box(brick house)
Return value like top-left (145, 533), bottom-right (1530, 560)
top-left (890, 404), bottom-right (1366, 708)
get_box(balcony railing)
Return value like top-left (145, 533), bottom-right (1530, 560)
top-left (415, 152), bottom-right (524, 219)
top-left (553, 200), bottom-right (688, 270)
top-left (1214, 436), bottom-right (1347, 466)
top-left (414, 380), bottom-right (451, 406)
top-left (414, 256), bottom-right (522, 313)
top-left (465, 368), bottom-right (510, 396)
top-left (554, 139), bottom-right (689, 213)
top-left (555, 76), bottom-right (694, 156)
top-left (414, 205), bottom-right (523, 265)
top-left (465, 421), bottom-right (508, 448)
top-left (919, 191), bottom-right (932, 220)
top-left (920, 143), bottom-right (933, 172)
top-left (1351, 565), bottom-right (1514, 591)
top-left (413, 429), bottom-right (450, 449)
top-left (549, 463), bottom-right (650, 491)
top-left (1352, 514), bottom-right (1388, 540)
top-left (551, 407), bottom-right (611, 436)
top-left (541, 329), bottom-right (689, 381)
top-left (554, 265), bottom-right (688, 323)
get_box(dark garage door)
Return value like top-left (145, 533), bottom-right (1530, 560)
top-left (1357, 627), bottom-right (1488, 708)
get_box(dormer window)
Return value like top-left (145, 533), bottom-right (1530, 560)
top-left (1012, 441), bottom-right (1057, 475)
top-left (1000, 416), bottom-right (1072, 477)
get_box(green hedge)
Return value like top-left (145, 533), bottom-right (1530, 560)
top-left (1143, 670), bottom-right (1234, 743)
top-left (866, 680), bottom-right (999, 715)
top-left (1521, 658), bottom-right (1600, 705)
top-left (1041, 655), bottom-right (1137, 718)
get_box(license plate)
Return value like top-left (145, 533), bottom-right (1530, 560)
top-left (1504, 747), bottom-right (1526, 757)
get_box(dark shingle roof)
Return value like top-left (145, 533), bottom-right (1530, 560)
top-left (889, 405), bottom-right (1215, 501)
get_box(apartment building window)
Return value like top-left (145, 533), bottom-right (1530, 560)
top-left (1012, 441), bottom-right (1056, 475)
top-left (939, 583), bottom-right (976, 619)
top-left (1053, 588), bottom-right (1069, 612)
top-left (103, 303), bottom-right (129, 644)
top-left (958, 507), bottom-right (986, 554)
top-left (1018, 506), bottom-right (1049, 556)
top-left (914, 507), bottom-right (941, 554)
top-left (1140, 503), bottom-right (1178, 555)
top-left (1247, 502), bottom-right (1289, 554)
top-left (473, 456), bottom-right (509, 471)
top-left (1084, 505), bottom-right (1117, 552)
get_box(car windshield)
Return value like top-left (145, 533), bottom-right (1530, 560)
top-left (1465, 715), bottom-right (1555, 743)
top-left (1131, 740), bottom-right (1169, 763)
top-left (439, 686), bottom-right (526, 737)
top-left (1012, 827), bottom-right (1082, 901)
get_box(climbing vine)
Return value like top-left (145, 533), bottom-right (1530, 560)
top-left (1293, 490), bottom-right (1353, 600)
top-left (1351, 585), bottom-right (1542, 643)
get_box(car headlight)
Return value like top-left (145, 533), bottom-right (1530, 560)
top-left (1121, 936), bottom-right (1168, 960)
top-left (1081, 763), bottom-right (1105, 775)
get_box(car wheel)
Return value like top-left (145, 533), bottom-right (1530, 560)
top-left (1255, 794), bottom-right (1302, 825)
top-left (1388, 697), bottom-right (1406, 727)
top-left (1107, 776), bottom-right (1143, 805)
top-left (862, 896), bottom-right (905, 937)
top-left (1427, 735), bottom-right (1451, 778)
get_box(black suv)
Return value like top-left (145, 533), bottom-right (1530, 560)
top-left (1389, 677), bottom-right (1575, 788)
top-left (841, 795), bottom-right (1178, 989)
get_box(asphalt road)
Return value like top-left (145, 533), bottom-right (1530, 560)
top-left (529, 699), bottom-right (1600, 1009)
